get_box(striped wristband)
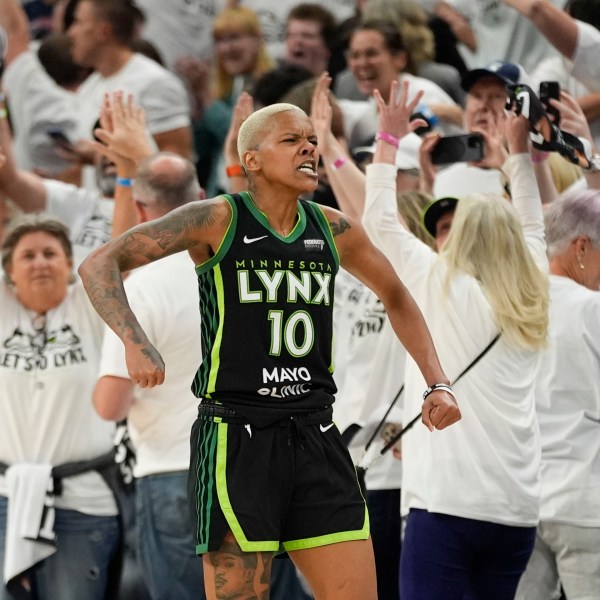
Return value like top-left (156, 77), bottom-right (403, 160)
top-left (423, 383), bottom-right (455, 401)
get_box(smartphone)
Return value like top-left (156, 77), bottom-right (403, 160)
top-left (430, 133), bottom-right (484, 165)
top-left (539, 81), bottom-right (561, 126)
top-left (47, 127), bottom-right (75, 150)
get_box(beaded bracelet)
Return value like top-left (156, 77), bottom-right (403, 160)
top-left (423, 383), bottom-right (456, 401)
top-left (375, 131), bottom-right (400, 148)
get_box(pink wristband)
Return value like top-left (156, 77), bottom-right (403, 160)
top-left (376, 131), bottom-right (400, 148)
top-left (332, 156), bottom-right (348, 170)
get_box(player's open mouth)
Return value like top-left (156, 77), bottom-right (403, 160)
top-left (297, 160), bottom-right (317, 176)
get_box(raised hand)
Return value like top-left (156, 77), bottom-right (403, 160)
top-left (174, 56), bottom-right (212, 119)
top-left (373, 79), bottom-right (426, 141)
top-left (551, 90), bottom-right (594, 144)
top-left (93, 91), bottom-right (153, 168)
top-left (418, 133), bottom-right (440, 196)
top-left (503, 111), bottom-right (531, 156)
top-left (469, 110), bottom-right (510, 170)
top-left (309, 72), bottom-right (334, 153)
top-left (224, 91), bottom-right (254, 167)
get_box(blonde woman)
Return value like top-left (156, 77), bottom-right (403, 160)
top-left (194, 6), bottom-right (274, 197)
top-left (362, 80), bottom-right (549, 599)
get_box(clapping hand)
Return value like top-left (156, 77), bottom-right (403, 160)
top-left (92, 91), bottom-right (153, 169)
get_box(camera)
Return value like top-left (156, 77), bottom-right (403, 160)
top-left (430, 133), bottom-right (484, 165)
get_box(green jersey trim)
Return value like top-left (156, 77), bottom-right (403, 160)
top-left (240, 191), bottom-right (307, 244)
top-left (215, 424), bottom-right (280, 552)
top-left (306, 201), bottom-right (340, 270)
top-left (205, 264), bottom-right (225, 397)
top-left (305, 201), bottom-right (339, 373)
top-left (195, 195), bottom-right (237, 276)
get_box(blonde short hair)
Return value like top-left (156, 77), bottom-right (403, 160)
top-left (237, 103), bottom-right (307, 165)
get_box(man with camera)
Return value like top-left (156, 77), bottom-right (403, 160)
top-left (420, 61), bottom-right (530, 200)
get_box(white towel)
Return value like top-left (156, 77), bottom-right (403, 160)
top-left (4, 464), bottom-right (57, 584)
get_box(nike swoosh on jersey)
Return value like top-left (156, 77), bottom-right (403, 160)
top-left (319, 423), bottom-right (335, 433)
top-left (243, 235), bottom-right (268, 244)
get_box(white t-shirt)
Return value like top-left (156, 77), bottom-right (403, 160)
top-left (137, 0), bottom-right (226, 68)
top-left (362, 155), bottom-right (547, 527)
top-left (42, 179), bottom-right (113, 270)
top-left (535, 275), bottom-right (600, 526)
top-left (75, 53), bottom-right (190, 142)
top-left (433, 163), bottom-right (506, 199)
top-left (333, 269), bottom-right (404, 490)
top-left (459, 0), bottom-right (565, 73)
top-left (571, 20), bottom-right (600, 92)
top-left (75, 53), bottom-right (191, 190)
top-left (3, 50), bottom-right (78, 174)
top-left (98, 253), bottom-right (202, 478)
top-left (0, 284), bottom-right (117, 516)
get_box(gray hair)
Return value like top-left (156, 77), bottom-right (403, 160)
top-left (134, 152), bottom-right (201, 212)
top-left (545, 188), bottom-right (600, 258)
top-left (237, 103), bottom-right (306, 165)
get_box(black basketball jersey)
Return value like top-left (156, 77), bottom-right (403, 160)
top-left (192, 192), bottom-right (340, 424)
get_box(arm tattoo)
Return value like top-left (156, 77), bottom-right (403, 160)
top-left (329, 217), bottom-right (352, 237)
top-left (116, 201), bottom-right (220, 269)
top-left (79, 201), bottom-right (222, 342)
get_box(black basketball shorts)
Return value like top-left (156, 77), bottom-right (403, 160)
top-left (188, 407), bottom-right (369, 554)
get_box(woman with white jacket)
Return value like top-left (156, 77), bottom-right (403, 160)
top-left (361, 80), bottom-right (549, 600)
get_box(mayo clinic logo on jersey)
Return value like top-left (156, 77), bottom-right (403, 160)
top-left (304, 238), bottom-right (325, 253)
top-left (257, 366), bottom-right (312, 398)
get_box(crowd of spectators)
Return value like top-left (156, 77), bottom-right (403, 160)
top-left (1, 0), bottom-right (599, 598)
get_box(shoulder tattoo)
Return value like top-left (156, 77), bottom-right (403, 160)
top-left (329, 217), bottom-right (352, 237)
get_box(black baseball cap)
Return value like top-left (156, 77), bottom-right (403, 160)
top-left (461, 61), bottom-right (525, 92)
top-left (422, 197), bottom-right (459, 238)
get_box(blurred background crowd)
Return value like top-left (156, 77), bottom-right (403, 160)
top-left (0, 0), bottom-right (599, 598)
